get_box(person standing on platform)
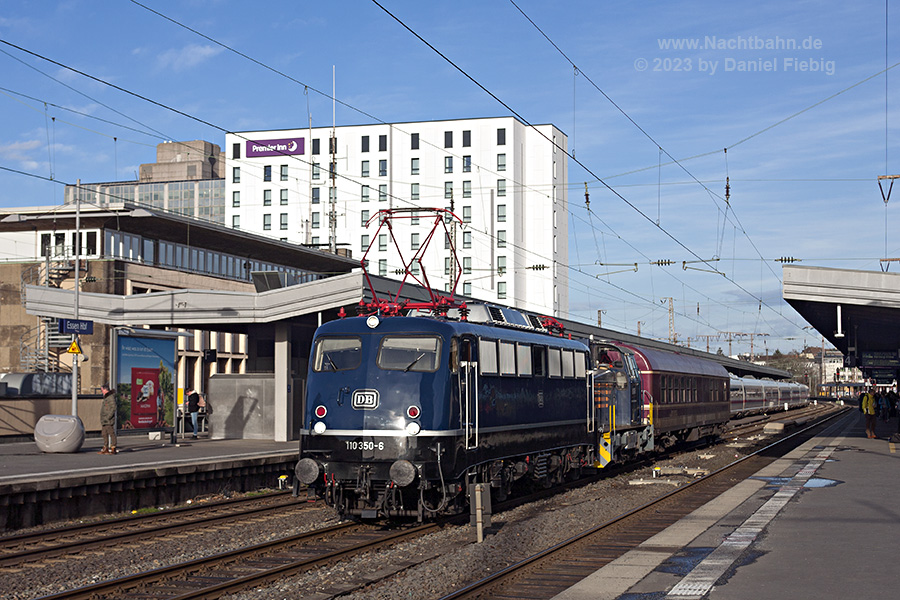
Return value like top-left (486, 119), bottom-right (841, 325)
top-left (98, 384), bottom-right (117, 455)
top-left (187, 388), bottom-right (201, 439)
top-left (861, 387), bottom-right (878, 439)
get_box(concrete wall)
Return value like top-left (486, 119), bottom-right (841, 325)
top-left (0, 396), bottom-right (102, 437)
top-left (207, 374), bottom-right (304, 440)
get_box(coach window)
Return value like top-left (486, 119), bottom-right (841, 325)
top-left (499, 341), bottom-right (516, 376)
top-left (479, 339), bottom-right (498, 375)
top-left (517, 344), bottom-right (532, 376)
top-left (548, 348), bottom-right (562, 378)
top-left (312, 337), bottom-right (362, 372)
top-left (532, 345), bottom-right (547, 377)
top-left (561, 350), bottom-right (575, 378)
top-left (377, 336), bottom-right (442, 372)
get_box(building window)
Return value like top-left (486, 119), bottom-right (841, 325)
top-left (280, 165), bottom-right (289, 181)
top-left (497, 204), bottom-right (506, 222)
top-left (280, 213), bottom-right (288, 230)
top-left (379, 184), bottom-right (387, 202)
top-left (360, 161), bottom-right (369, 178)
top-left (312, 138), bottom-right (320, 154)
top-left (497, 128), bottom-right (506, 145)
top-left (379, 134), bottom-right (387, 151)
top-left (263, 214), bottom-right (271, 230)
top-left (498, 281), bottom-right (507, 299)
top-left (463, 130), bottom-right (471, 147)
top-left (463, 257), bottom-right (472, 274)
top-left (463, 180), bottom-right (471, 198)
top-left (497, 154), bottom-right (506, 171)
top-left (329, 187), bottom-right (337, 203)
top-left (411, 232), bottom-right (420, 251)
top-left (411, 157), bottom-right (420, 175)
top-left (312, 212), bottom-right (320, 229)
top-left (379, 159), bottom-right (387, 176)
top-left (463, 282), bottom-right (472, 295)
top-left (444, 156), bottom-right (453, 173)
top-left (462, 205), bottom-right (471, 223)
top-left (312, 187), bottom-right (320, 204)
top-left (411, 262), bottom-right (420, 276)
top-left (264, 165), bottom-right (272, 182)
top-left (444, 257), bottom-right (451, 275)
top-left (361, 185), bottom-right (370, 202)
top-left (497, 230), bottom-right (506, 248)
top-left (463, 230), bottom-right (472, 249)
top-left (361, 234), bottom-right (370, 252)
top-left (411, 183), bottom-right (419, 201)
top-left (379, 259), bottom-right (387, 276)
top-left (411, 210), bottom-right (419, 225)
top-left (361, 135), bottom-right (369, 152)
top-left (361, 209), bottom-right (370, 226)
top-left (232, 191), bottom-right (240, 207)
top-left (463, 155), bottom-right (471, 173)
top-left (232, 142), bottom-right (241, 159)
top-left (329, 137), bottom-right (338, 154)
top-left (311, 236), bottom-right (319, 245)
top-left (329, 162), bottom-right (336, 177)
top-left (445, 231), bottom-right (451, 249)
top-left (497, 179), bottom-right (506, 196)
top-left (379, 234), bottom-right (387, 251)
top-left (411, 133), bottom-right (419, 150)
top-left (444, 131), bottom-right (453, 148)
top-left (263, 189), bottom-right (272, 206)
top-left (444, 182), bottom-right (453, 200)
top-left (312, 163), bottom-right (320, 179)
top-left (498, 255), bottom-right (506, 275)
top-left (232, 215), bottom-right (240, 229)
top-left (232, 167), bottom-right (240, 183)
top-left (280, 189), bottom-right (288, 205)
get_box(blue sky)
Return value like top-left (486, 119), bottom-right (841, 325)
top-left (1, 1), bottom-right (897, 356)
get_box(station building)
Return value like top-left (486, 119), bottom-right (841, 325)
top-left (224, 116), bottom-right (569, 317)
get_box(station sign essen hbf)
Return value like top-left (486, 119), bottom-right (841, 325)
top-left (58, 318), bottom-right (93, 335)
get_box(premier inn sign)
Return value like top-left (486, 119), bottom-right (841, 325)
top-left (246, 137), bottom-right (305, 157)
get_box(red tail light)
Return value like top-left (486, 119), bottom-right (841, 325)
top-left (314, 405), bottom-right (327, 418)
top-left (407, 405), bottom-right (420, 419)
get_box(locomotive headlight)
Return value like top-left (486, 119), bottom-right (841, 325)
top-left (405, 421), bottom-right (421, 436)
top-left (366, 315), bottom-right (380, 329)
top-left (312, 421), bottom-right (327, 435)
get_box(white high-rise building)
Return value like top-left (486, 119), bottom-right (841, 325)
top-left (225, 116), bottom-right (568, 316)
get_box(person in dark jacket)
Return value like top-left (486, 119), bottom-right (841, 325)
top-left (99, 384), bottom-right (117, 454)
top-left (187, 388), bottom-right (201, 439)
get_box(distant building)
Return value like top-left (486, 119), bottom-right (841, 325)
top-left (63, 140), bottom-right (226, 225)
top-left (0, 202), bottom-right (356, 419)
top-left (224, 117), bottom-right (568, 316)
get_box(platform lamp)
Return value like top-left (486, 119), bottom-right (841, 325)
top-left (71, 179), bottom-right (81, 417)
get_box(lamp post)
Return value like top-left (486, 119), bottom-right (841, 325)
top-left (71, 180), bottom-right (80, 416)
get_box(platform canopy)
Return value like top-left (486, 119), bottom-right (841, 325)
top-left (783, 265), bottom-right (900, 381)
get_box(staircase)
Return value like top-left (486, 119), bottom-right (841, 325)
top-left (19, 254), bottom-right (77, 373)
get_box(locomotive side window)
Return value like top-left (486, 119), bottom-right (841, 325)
top-left (574, 351), bottom-right (587, 379)
top-left (499, 341), bottom-right (516, 376)
top-left (449, 337), bottom-right (459, 373)
top-left (532, 345), bottom-right (547, 377)
top-left (479, 339), bottom-right (499, 375)
top-left (517, 344), bottom-right (532, 376)
top-left (548, 348), bottom-right (562, 378)
top-left (312, 337), bottom-right (362, 372)
top-left (561, 350), bottom-right (575, 378)
top-left (377, 336), bottom-right (442, 372)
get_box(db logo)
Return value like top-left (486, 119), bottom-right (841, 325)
top-left (352, 389), bottom-right (379, 410)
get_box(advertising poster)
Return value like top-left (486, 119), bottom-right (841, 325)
top-left (115, 335), bottom-right (176, 430)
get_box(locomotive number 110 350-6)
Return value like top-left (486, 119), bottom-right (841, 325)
top-left (345, 439), bottom-right (386, 451)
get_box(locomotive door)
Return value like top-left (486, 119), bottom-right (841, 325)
top-left (459, 337), bottom-right (478, 449)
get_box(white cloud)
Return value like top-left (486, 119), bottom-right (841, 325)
top-left (156, 44), bottom-right (224, 72)
top-left (0, 139), bottom-right (42, 162)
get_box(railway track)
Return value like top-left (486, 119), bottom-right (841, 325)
top-left (0, 491), bottom-right (308, 568)
top-left (437, 405), bottom-right (848, 600)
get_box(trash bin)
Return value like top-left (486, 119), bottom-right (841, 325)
top-left (34, 415), bottom-right (85, 453)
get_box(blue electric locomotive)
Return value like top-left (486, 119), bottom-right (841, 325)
top-left (294, 305), bottom-right (617, 519)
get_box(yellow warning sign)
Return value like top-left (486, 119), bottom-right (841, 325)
top-left (66, 340), bottom-right (82, 354)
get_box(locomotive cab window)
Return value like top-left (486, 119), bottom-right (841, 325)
top-left (377, 336), bottom-right (442, 372)
top-left (532, 345), bottom-right (547, 377)
top-left (499, 341), bottom-right (516, 376)
top-left (561, 350), bottom-right (575, 378)
top-left (313, 337), bottom-right (362, 371)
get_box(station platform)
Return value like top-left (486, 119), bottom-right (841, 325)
top-left (552, 408), bottom-right (900, 600)
top-left (0, 432), bottom-right (299, 530)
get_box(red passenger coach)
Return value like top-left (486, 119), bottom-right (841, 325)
top-left (624, 344), bottom-right (730, 447)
